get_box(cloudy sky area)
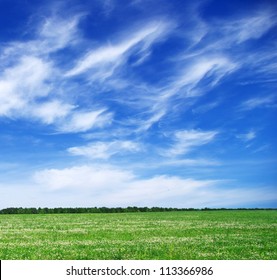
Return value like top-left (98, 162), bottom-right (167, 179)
top-left (0, 0), bottom-right (276, 208)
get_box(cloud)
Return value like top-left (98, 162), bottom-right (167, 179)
top-left (109, 54), bottom-right (236, 132)
top-left (37, 15), bottom-right (82, 53)
top-left (0, 56), bottom-right (53, 116)
top-left (240, 95), bottom-right (276, 110)
top-left (107, 176), bottom-right (217, 206)
top-left (0, 16), bottom-right (76, 123)
top-left (158, 158), bottom-right (220, 167)
top-left (163, 129), bottom-right (218, 157)
top-left (30, 100), bottom-right (75, 124)
top-left (192, 101), bottom-right (220, 114)
top-left (236, 130), bottom-right (256, 142)
top-left (0, 14), bottom-right (176, 134)
top-left (65, 21), bottom-right (173, 78)
top-left (176, 57), bottom-right (236, 99)
top-left (136, 110), bottom-right (166, 132)
top-left (1, 15), bottom-right (81, 63)
top-left (68, 140), bottom-right (141, 159)
top-left (219, 11), bottom-right (276, 44)
top-left (32, 164), bottom-right (218, 206)
top-left (0, 13), bottom-right (116, 133)
top-left (59, 109), bottom-right (113, 133)
top-left (33, 165), bottom-right (134, 191)
top-left (0, 4), bottom-right (276, 137)
top-left (174, 57), bottom-right (236, 94)
top-left (163, 8), bottom-right (277, 101)
top-left (31, 164), bottom-right (276, 208)
top-left (0, 53), bottom-right (111, 132)
top-left (2, 5), bottom-right (273, 136)
top-left (0, 2), bottom-right (276, 210)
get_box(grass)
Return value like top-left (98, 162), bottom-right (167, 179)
top-left (0, 210), bottom-right (276, 260)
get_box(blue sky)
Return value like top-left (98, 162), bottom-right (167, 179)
top-left (0, 0), bottom-right (276, 209)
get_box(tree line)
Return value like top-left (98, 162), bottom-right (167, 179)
top-left (0, 207), bottom-right (273, 214)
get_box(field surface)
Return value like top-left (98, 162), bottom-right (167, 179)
top-left (0, 210), bottom-right (276, 260)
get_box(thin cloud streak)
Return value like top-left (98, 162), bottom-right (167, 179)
top-left (218, 11), bottom-right (277, 44)
top-left (236, 130), bottom-right (256, 142)
top-left (65, 21), bottom-right (174, 78)
top-left (59, 109), bottom-right (113, 133)
top-left (239, 95), bottom-right (276, 111)
top-left (162, 130), bottom-right (218, 157)
top-left (68, 140), bottom-right (141, 159)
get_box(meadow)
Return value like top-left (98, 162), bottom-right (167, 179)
top-left (0, 210), bottom-right (276, 260)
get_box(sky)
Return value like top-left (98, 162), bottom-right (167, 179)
top-left (0, 0), bottom-right (276, 209)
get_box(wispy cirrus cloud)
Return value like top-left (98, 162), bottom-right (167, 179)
top-left (117, 11), bottom-right (275, 132)
top-left (239, 95), bottom-right (276, 111)
top-left (36, 15), bottom-right (82, 53)
top-left (161, 129), bottom-right (218, 158)
top-left (65, 20), bottom-right (174, 79)
top-left (108, 54), bottom-right (237, 133)
top-left (1, 5), bottom-right (275, 136)
top-left (218, 10), bottom-right (277, 44)
top-left (151, 158), bottom-right (221, 167)
top-left (236, 130), bottom-right (256, 142)
top-left (167, 56), bottom-right (237, 98)
top-left (0, 15), bottom-right (81, 62)
top-left (68, 140), bottom-right (141, 159)
top-left (0, 14), bottom-right (114, 133)
top-left (59, 109), bottom-right (113, 133)
top-left (0, 13), bottom-right (177, 134)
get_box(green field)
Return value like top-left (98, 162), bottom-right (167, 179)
top-left (0, 210), bottom-right (276, 260)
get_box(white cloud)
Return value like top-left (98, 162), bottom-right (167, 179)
top-left (107, 176), bottom-right (217, 205)
top-left (0, 54), bottom-right (112, 132)
top-left (65, 21), bottom-right (173, 78)
top-left (0, 14), bottom-right (109, 133)
top-left (0, 15), bottom-right (175, 134)
top-left (167, 9), bottom-right (277, 98)
top-left (30, 100), bottom-right (75, 124)
top-left (0, 6), bottom-right (275, 138)
top-left (32, 164), bottom-right (219, 206)
top-left (181, 57), bottom-right (234, 86)
top-left (237, 130), bottom-right (256, 142)
top-left (0, 56), bottom-right (52, 116)
top-left (134, 55), bottom-right (237, 131)
top-left (220, 11), bottom-right (276, 44)
top-left (164, 129), bottom-right (218, 157)
top-left (3, 56), bottom-right (51, 95)
top-left (193, 101), bottom-right (220, 114)
top-left (33, 165), bottom-right (134, 191)
top-left (112, 55), bottom-right (235, 132)
top-left (0, 15), bottom-right (81, 65)
top-left (68, 140), bottom-right (141, 159)
top-left (158, 158), bottom-right (220, 167)
top-left (170, 56), bottom-right (237, 98)
top-left (0, 14), bottom-right (174, 135)
top-left (30, 164), bottom-right (276, 208)
top-left (0, 3), bottom-right (276, 210)
top-left (59, 109), bottom-right (113, 133)
top-left (240, 95), bottom-right (276, 110)
top-left (38, 16), bottom-right (81, 52)
top-left (136, 110), bottom-right (166, 132)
